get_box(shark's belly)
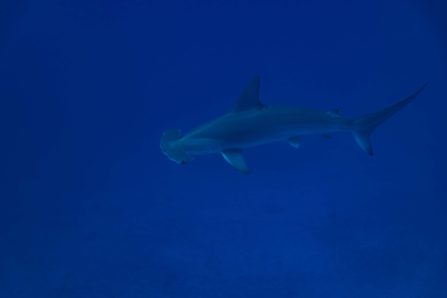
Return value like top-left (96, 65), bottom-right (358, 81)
top-left (186, 109), bottom-right (346, 152)
top-left (214, 121), bottom-right (326, 148)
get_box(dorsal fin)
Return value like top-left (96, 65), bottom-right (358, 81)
top-left (233, 76), bottom-right (264, 112)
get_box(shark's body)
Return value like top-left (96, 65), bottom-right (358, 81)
top-left (161, 77), bottom-right (427, 173)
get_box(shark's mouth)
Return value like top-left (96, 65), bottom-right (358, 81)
top-left (161, 145), bottom-right (192, 165)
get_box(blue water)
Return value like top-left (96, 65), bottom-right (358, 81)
top-left (1, 0), bottom-right (446, 297)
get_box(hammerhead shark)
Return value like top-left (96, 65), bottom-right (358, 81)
top-left (161, 76), bottom-right (427, 173)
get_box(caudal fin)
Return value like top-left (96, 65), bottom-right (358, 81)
top-left (352, 83), bottom-right (428, 155)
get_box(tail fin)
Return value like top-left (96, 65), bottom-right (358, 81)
top-left (351, 83), bottom-right (428, 155)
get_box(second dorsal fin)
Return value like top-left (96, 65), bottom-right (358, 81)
top-left (233, 76), bottom-right (264, 112)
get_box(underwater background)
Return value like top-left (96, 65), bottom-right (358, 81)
top-left (1, 0), bottom-right (447, 297)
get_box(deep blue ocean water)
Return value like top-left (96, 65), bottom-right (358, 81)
top-left (1, 0), bottom-right (447, 297)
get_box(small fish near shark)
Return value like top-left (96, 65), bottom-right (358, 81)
top-left (161, 76), bottom-right (427, 173)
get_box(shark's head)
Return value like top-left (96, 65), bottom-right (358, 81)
top-left (160, 129), bottom-right (193, 165)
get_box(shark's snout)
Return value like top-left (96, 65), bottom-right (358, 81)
top-left (160, 129), bottom-right (193, 166)
top-left (161, 144), bottom-right (191, 165)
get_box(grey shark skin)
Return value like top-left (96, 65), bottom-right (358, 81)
top-left (161, 76), bottom-right (427, 173)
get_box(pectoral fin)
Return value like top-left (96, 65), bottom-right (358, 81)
top-left (288, 136), bottom-right (302, 149)
top-left (221, 149), bottom-right (250, 173)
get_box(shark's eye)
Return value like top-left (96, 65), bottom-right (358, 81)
top-left (180, 160), bottom-right (186, 165)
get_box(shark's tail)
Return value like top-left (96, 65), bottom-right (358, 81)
top-left (350, 83), bottom-right (428, 155)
